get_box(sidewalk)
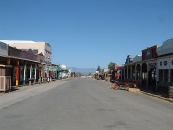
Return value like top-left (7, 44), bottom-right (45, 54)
top-left (127, 87), bottom-right (173, 103)
top-left (140, 91), bottom-right (173, 103)
top-left (0, 80), bottom-right (67, 109)
top-left (108, 81), bottom-right (173, 103)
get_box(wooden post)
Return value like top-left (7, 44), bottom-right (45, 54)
top-left (130, 65), bottom-right (133, 80)
top-left (23, 64), bottom-right (26, 85)
top-left (168, 69), bottom-right (171, 83)
top-left (34, 64), bottom-right (37, 83)
top-left (135, 64), bottom-right (137, 81)
top-left (16, 60), bottom-right (20, 87)
top-left (147, 63), bottom-right (149, 89)
top-left (124, 68), bottom-right (126, 80)
top-left (29, 65), bottom-right (32, 85)
top-left (127, 66), bottom-right (129, 80)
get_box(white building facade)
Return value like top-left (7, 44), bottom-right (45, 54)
top-left (157, 38), bottom-right (173, 89)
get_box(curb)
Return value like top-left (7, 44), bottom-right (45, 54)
top-left (140, 91), bottom-right (173, 103)
top-left (106, 80), bottom-right (173, 103)
top-left (0, 79), bottom-right (68, 96)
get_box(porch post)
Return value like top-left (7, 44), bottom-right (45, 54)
top-left (140, 64), bottom-right (142, 80)
top-left (147, 63), bottom-right (149, 88)
top-left (29, 65), bottom-right (32, 85)
top-left (38, 66), bottom-right (41, 83)
top-left (124, 68), bottom-right (126, 80)
top-left (168, 69), bottom-right (171, 83)
top-left (127, 65), bottom-right (129, 80)
top-left (140, 63), bottom-right (142, 87)
top-left (34, 64), bottom-right (37, 84)
top-left (16, 60), bottom-right (20, 87)
top-left (135, 64), bottom-right (137, 81)
top-left (121, 69), bottom-right (123, 80)
top-left (23, 64), bottom-right (27, 85)
top-left (130, 65), bottom-right (133, 80)
top-left (163, 69), bottom-right (165, 83)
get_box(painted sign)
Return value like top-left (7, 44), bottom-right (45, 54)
top-left (142, 45), bottom-right (158, 61)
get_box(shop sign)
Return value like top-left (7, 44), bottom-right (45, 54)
top-left (142, 45), bottom-right (158, 61)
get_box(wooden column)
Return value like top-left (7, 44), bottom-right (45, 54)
top-left (34, 64), bottom-right (37, 83)
top-left (168, 69), bottom-right (171, 83)
top-left (147, 63), bottom-right (149, 88)
top-left (23, 64), bottom-right (27, 85)
top-left (124, 68), bottom-right (126, 80)
top-left (29, 65), bottom-right (32, 85)
top-left (127, 66), bottom-right (129, 80)
top-left (135, 64), bottom-right (137, 81)
top-left (16, 60), bottom-right (20, 87)
top-left (130, 65), bottom-right (133, 80)
top-left (163, 69), bottom-right (165, 83)
top-left (121, 69), bottom-right (123, 80)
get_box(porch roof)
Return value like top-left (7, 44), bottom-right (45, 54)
top-left (0, 55), bottom-right (40, 64)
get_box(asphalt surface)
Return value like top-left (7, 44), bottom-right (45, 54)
top-left (0, 78), bottom-right (173, 130)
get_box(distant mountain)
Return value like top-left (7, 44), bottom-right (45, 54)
top-left (70, 67), bottom-right (96, 74)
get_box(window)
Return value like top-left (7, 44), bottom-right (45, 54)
top-left (160, 61), bottom-right (162, 66)
top-left (164, 61), bottom-right (167, 66)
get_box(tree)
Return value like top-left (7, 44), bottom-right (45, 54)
top-left (108, 62), bottom-right (116, 70)
top-left (88, 72), bottom-right (92, 76)
top-left (108, 62), bottom-right (117, 82)
top-left (96, 65), bottom-right (101, 72)
top-left (100, 69), bottom-right (104, 73)
top-left (64, 69), bottom-right (69, 73)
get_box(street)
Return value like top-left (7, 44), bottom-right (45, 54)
top-left (0, 79), bottom-right (173, 130)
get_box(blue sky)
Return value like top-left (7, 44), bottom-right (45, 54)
top-left (0, 0), bottom-right (173, 68)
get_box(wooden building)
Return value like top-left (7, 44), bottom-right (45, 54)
top-left (0, 42), bottom-right (42, 92)
top-left (156, 38), bottom-right (173, 94)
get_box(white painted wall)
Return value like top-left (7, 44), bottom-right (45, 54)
top-left (157, 55), bottom-right (173, 70)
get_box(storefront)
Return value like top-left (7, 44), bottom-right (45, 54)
top-left (157, 38), bottom-right (173, 94)
top-left (156, 56), bottom-right (173, 92)
top-left (141, 45), bottom-right (158, 90)
top-left (0, 42), bottom-right (11, 91)
top-left (0, 43), bottom-right (42, 91)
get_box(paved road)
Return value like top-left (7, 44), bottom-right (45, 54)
top-left (0, 79), bottom-right (173, 130)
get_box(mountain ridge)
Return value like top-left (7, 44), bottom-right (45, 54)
top-left (70, 67), bottom-right (96, 73)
